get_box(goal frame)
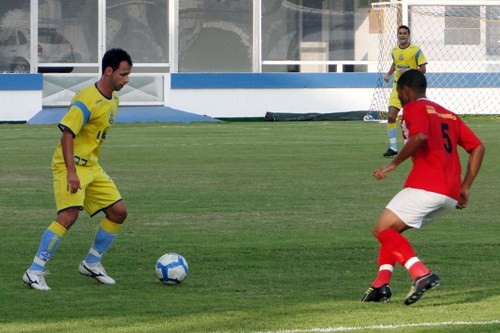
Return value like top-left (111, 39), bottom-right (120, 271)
top-left (369, 0), bottom-right (500, 117)
top-left (374, 0), bottom-right (500, 21)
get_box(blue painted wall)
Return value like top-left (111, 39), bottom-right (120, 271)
top-left (0, 74), bottom-right (43, 90)
top-left (171, 72), bottom-right (500, 89)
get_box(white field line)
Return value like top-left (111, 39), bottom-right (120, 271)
top-left (253, 320), bottom-right (500, 333)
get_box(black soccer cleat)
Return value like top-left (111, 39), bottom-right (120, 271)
top-left (404, 272), bottom-right (440, 305)
top-left (361, 284), bottom-right (392, 303)
top-left (383, 148), bottom-right (398, 157)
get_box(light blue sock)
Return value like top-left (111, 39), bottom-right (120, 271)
top-left (388, 125), bottom-right (398, 152)
top-left (29, 222), bottom-right (67, 271)
top-left (84, 219), bottom-right (120, 265)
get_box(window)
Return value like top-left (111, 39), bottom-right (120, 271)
top-left (444, 6), bottom-right (480, 45)
top-left (486, 6), bottom-right (500, 56)
top-left (0, 0), bottom-right (30, 72)
top-left (262, 0), bottom-right (356, 72)
top-left (178, 0), bottom-right (253, 72)
top-left (107, 0), bottom-right (168, 64)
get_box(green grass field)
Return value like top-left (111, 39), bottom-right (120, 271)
top-left (1, 120), bottom-right (499, 333)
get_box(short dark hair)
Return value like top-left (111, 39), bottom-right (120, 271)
top-left (101, 48), bottom-right (132, 74)
top-left (397, 69), bottom-right (427, 94)
top-left (398, 25), bottom-right (410, 35)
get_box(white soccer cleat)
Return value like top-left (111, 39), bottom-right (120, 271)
top-left (23, 270), bottom-right (51, 291)
top-left (78, 260), bottom-right (116, 285)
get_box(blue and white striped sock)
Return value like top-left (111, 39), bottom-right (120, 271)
top-left (30, 222), bottom-right (67, 271)
top-left (84, 218), bottom-right (121, 265)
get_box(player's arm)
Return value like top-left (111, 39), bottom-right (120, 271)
top-left (456, 143), bottom-right (485, 209)
top-left (418, 63), bottom-right (427, 74)
top-left (384, 63), bottom-right (396, 83)
top-left (374, 132), bottom-right (428, 180)
top-left (60, 128), bottom-right (80, 193)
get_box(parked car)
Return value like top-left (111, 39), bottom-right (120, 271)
top-left (0, 28), bottom-right (75, 73)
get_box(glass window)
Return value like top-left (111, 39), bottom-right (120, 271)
top-left (37, 0), bottom-right (98, 73)
top-left (107, 0), bottom-right (168, 64)
top-left (178, 0), bottom-right (253, 72)
top-left (262, 0), bottom-right (356, 72)
top-left (0, 0), bottom-right (31, 72)
top-left (444, 6), bottom-right (480, 45)
top-left (486, 6), bottom-right (499, 56)
top-left (17, 30), bottom-right (28, 45)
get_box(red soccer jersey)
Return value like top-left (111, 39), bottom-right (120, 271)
top-left (401, 98), bottom-right (482, 200)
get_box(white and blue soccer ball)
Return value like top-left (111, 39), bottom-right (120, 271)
top-left (155, 253), bottom-right (189, 285)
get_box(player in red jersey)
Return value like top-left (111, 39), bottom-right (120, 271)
top-left (361, 69), bottom-right (485, 305)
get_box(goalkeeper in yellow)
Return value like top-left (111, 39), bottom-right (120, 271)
top-left (382, 25), bottom-right (427, 157)
top-left (23, 49), bottom-right (133, 290)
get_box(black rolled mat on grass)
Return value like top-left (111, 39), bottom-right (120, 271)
top-left (264, 111), bottom-right (378, 121)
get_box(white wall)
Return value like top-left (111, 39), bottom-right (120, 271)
top-left (40, 73), bottom-right (377, 119)
top-left (165, 87), bottom-right (373, 118)
top-left (163, 74), bottom-right (376, 118)
top-left (0, 74), bottom-right (43, 122)
top-left (0, 91), bottom-right (42, 121)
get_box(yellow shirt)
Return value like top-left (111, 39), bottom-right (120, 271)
top-left (52, 83), bottom-right (119, 168)
top-left (391, 44), bottom-right (427, 82)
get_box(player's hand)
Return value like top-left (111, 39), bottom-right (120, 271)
top-left (384, 74), bottom-right (390, 83)
top-left (373, 163), bottom-right (396, 180)
top-left (456, 188), bottom-right (470, 209)
top-left (373, 167), bottom-right (386, 180)
top-left (67, 172), bottom-right (81, 193)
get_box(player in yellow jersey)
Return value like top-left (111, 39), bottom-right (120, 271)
top-left (23, 49), bottom-right (133, 290)
top-left (382, 25), bottom-right (427, 157)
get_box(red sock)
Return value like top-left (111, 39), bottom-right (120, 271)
top-left (372, 245), bottom-right (395, 287)
top-left (372, 269), bottom-right (393, 288)
top-left (405, 257), bottom-right (430, 280)
top-left (377, 229), bottom-right (430, 280)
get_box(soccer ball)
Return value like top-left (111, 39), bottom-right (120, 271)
top-left (155, 253), bottom-right (189, 285)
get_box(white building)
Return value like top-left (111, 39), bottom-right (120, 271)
top-left (0, 1), bottom-right (498, 122)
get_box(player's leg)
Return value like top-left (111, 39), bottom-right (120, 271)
top-left (376, 224), bottom-right (441, 306)
top-left (376, 221), bottom-right (430, 281)
top-left (373, 246), bottom-right (395, 287)
top-left (23, 168), bottom-right (84, 291)
top-left (386, 106), bottom-right (400, 155)
top-left (79, 168), bottom-right (127, 284)
top-left (361, 245), bottom-right (395, 302)
top-left (398, 192), bottom-right (456, 305)
top-left (84, 202), bottom-right (127, 266)
top-left (383, 87), bottom-right (402, 157)
top-left (373, 189), bottom-right (455, 305)
top-left (375, 193), bottom-right (432, 277)
top-left (23, 220), bottom-right (68, 291)
top-left (361, 209), bottom-right (435, 304)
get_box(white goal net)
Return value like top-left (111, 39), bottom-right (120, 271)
top-left (369, 1), bottom-right (500, 117)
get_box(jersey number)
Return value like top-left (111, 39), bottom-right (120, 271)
top-left (74, 156), bottom-right (88, 166)
top-left (441, 123), bottom-right (452, 154)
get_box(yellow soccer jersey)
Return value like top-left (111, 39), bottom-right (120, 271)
top-left (391, 44), bottom-right (427, 82)
top-left (52, 83), bottom-right (119, 168)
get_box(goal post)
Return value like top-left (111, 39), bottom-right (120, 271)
top-left (369, 0), bottom-right (500, 118)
